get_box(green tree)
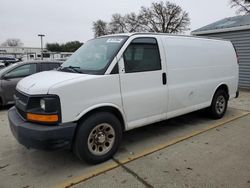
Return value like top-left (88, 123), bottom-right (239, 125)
top-left (62, 41), bottom-right (83, 52)
top-left (46, 43), bottom-right (61, 52)
top-left (46, 41), bottom-right (83, 52)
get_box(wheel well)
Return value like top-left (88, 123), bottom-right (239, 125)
top-left (215, 84), bottom-right (229, 100)
top-left (77, 106), bottom-right (125, 131)
top-left (71, 106), bottom-right (126, 149)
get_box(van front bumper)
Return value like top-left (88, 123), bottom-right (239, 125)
top-left (8, 107), bottom-right (77, 150)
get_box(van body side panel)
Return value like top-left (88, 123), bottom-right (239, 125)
top-left (48, 74), bottom-right (123, 123)
top-left (163, 36), bottom-right (238, 118)
top-left (120, 70), bottom-right (167, 128)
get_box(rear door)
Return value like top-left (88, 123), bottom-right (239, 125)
top-left (1, 63), bottom-right (37, 103)
top-left (119, 37), bottom-right (168, 129)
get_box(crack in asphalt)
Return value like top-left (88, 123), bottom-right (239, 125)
top-left (112, 158), bottom-right (154, 188)
top-left (0, 164), bottom-right (10, 170)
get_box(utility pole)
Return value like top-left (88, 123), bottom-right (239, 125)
top-left (38, 34), bottom-right (45, 60)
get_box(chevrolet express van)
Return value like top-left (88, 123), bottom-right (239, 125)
top-left (8, 33), bottom-right (239, 164)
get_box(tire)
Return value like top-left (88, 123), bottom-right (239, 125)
top-left (73, 112), bottom-right (122, 164)
top-left (208, 89), bottom-right (228, 119)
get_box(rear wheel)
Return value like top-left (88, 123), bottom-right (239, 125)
top-left (74, 112), bottom-right (122, 164)
top-left (208, 89), bottom-right (228, 119)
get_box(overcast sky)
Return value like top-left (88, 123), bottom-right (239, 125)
top-left (0, 0), bottom-right (237, 47)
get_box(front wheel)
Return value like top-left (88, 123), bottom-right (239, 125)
top-left (208, 89), bottom-right (228, 119)
top-left (73, 112), bottom-right (122, 164)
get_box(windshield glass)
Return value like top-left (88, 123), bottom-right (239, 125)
top-left (61, 36), bottom-right (128, 74)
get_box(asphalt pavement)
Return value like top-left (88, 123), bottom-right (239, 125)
top-left (0, 91), bottom-right (250, 188)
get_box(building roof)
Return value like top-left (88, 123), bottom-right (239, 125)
top-left (192, 15), bottom-right (250, 35)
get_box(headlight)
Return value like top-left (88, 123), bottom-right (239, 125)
top-left (26, 95), bottom-right (61, 124)
top-left (38, 97), bottom-right (59, 113)
top-left (40, 99), bottom-right (45, 111)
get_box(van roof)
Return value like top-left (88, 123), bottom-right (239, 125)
top-left (101, 32), bottom-right (230, 42)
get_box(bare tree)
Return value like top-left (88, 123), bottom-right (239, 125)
top-left (1, 38), bottom-right (23, 47)
top-left (109, 14), bottom-right (127, 33)
top-left (124, 13), bottom-right (147, 32)
top-left (92, 20), bottom-right (109, 37)
top-left (230, 0), bottom-right (250, 14)
top-left (109, 13), bottom-right (147, 33)
top-left (92, 1), bottom-right (190, 37)
top-left (139, 1), bottom-right (190, 33)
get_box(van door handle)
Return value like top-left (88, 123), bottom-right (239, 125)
top-left (162, 73), bottom-right (167, 85)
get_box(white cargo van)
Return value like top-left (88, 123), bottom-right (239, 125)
top-left (8, 33), bottom-right (239, 164)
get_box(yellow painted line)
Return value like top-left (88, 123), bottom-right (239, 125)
top-left (57, 111), bottom-right (249, 188)
top-left (117, 111), bottom-right (250, 164)
top-left (56, 162), bottom-right (119, 188)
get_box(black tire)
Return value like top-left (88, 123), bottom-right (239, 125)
top-left (73, 112), bottom-right (122, 164)
top-left (208, 89), bottom-right (228, 119)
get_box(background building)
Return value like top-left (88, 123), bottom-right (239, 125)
top-left (192, 15), bottom-right (250, 89)
top-left (0, 46), bottom-right (72, 61)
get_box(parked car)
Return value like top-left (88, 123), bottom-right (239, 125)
top-left (0, 63), bottom-right (5, 69)
top-left (8, 33), bottom-right (239, 164)
top-left (0, 60), bottom-right (62, 106)
top-left (0, 57), bottom-right (20, 66)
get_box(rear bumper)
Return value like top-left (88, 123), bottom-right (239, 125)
top-left (8, 107), bottom-right (77, 150)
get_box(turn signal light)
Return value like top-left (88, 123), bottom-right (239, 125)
top-left (27, 113), bottom-right (59, 123)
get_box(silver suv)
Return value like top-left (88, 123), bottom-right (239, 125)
top-left (0, 60), bottom-right (62, 107)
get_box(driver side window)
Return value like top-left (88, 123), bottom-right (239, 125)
top-left (5, 64), bottom-right (37, 79)
top-left (123, 37), bottom-right (161, 73)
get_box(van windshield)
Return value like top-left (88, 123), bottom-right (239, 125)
top-left (60, 36), bottom-right (128, 75)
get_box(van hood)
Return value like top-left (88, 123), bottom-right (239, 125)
top-left (17, 71), bottom-right (87, 95)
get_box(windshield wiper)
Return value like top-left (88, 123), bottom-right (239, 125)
top-left (59, 66), bottom-right (83, 73)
